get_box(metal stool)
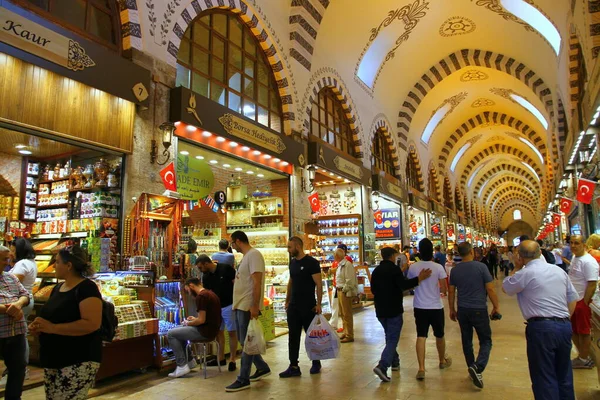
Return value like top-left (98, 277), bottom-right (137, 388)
top-left (186, 338), bottom-right (221, 379)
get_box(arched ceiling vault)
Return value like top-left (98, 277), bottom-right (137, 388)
top-left (475, 172), bottom-right (539, 202)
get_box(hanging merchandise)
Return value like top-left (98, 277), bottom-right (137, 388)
top-left (329, 188), bottom-right (341, 214)
top-left (343, 187), bottom-right (357, 213)
top-left (318, 192), bottom-right (328, 216)
top-left (560, 197), bottom-right (573, 214)
top-left (576, 178), bottom-right (596, 204)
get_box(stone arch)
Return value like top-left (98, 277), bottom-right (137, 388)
top-left (165, 0), bottom-right (295, 134)
top-left (467, 164), bottom-right (540, 194)
top-left (289, 0), bottom-right (331, 70)
top-left (120, 0), bottom-right (143, 51)
top-left (369, 114), bottom-right (401, 176)
top-left (438, 111), bottom-right (548, 169)
top-left (302, 69), bottom-right (364, 158)
top-left (460, 145), bottom-right (543, 185)
top-left (397, 49), bottom-right (555, 151)
top-left (588, 1), bottom-right (600, 58)
top-left (481, 176), bottom-right (538, 204)
top-left (487, 187), bottom-right (537, 210)
top-left (443, 176), bottom-right (453, 208)
top-left (557, 96), bottom-right (567, 154)
top-left (496, 199), bottom-right (537, 221)
top-left (407, 144), bottom-right (425, 192)
top-left (427, 162), bottom-right (441, 202)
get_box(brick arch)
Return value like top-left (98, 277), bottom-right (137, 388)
top-left (303, 73), bottom-right (364, 158)
top-left (165, 0), bottom-right (295, 134)
top-left (493, 192), bottom-right (537, 214)
top-left (480, 175), bottom-right (538, 204)
top-left (0, 175), bottom-right (17, 197)
top-left (438, 111), bottom-right (548, 169)
top-left (397, 49), bottom-right (555, 151)
top-left (289, 0), bottom-right (331, 71)
top-left (460, 145), bottom-right (543, 185)
top-left (407, 144), bottom-right (425, 192)
top-left (485, 186), bottom-right (537, 209)
top-left (427, 162), bottom-right (441, 202)
top-left (467, 164), bottom-right (540, 194)
top-left (496, 199), bottom-right (537, 221)
top-left (557, 97), bottom-right (567, 154)
top-left (119, 1), bottom-right (143, 51)
top-left (369, 115), bottom-right (401, 175)
top-left (443, 176), bottom-right (453, 208)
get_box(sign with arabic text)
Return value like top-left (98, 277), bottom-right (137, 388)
top-left (176, 154), bottom-right (214, 200)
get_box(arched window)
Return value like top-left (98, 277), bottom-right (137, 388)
top-left (372, 129), bottom-right (397, 177)
top-left (14, 0), bottom-right (120, 49)
top-left (310, 87), bottom-right (357, 157)
top-left (443, 178), bottom-right (453, 209)
top-left (513, 209), bottom-right (522, 220)
top-left (176, 11), bottom-right (283, 133)
top-left (406, 156), bottom-right (419, 191)
top-left (428, 169), bottom-right (439, 202)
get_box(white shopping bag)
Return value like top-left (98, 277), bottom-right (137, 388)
top-left (243, 318), bottom-right (267, 355)
top-left (305, 314), bottom-right (341, 360)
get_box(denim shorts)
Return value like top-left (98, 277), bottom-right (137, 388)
top-left (221, 304), bottom-right (237, 332)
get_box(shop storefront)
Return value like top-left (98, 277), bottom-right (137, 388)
top-left (371, 174), bottom-right (408, 253)
top-left (429, 201), bottom-right (446, 249)
top-left (447, 210), bottom-right (459, 252)
top-left (0, 0), bottom-right (155, 381)
top-left (408, 192), bottom-right (430, 247)
top-left (167, 86), bottom-right (303, 331)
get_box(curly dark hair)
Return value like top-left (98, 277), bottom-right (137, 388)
top-left (58, 245), bottom-right (94, 277)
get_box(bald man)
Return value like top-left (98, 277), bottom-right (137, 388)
top-left (503, 241), bottom-right (578, 400)
top-left (567, 235), bottom-right (599, 369)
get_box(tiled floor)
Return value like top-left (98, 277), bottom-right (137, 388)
top-left (24, 280), bottom-right (600, 399)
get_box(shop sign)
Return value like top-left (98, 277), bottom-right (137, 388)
top-left (176, 154), bottom-right (215, 200)
top-left (386, 182), bottom-right (407, 202)
top-left (333, 156), bottom-right (363, 180)
top-left (447, 210), bottom-right (458, 221)
top-left (307, 141), bottom-right (371, 186)
top-left (374, 208), bottom-right (401, 239)
top-left (219, 113), bottom-right (287, 154)
top-left (371, 174), bottom-right (407, 203)
top-left (0, 3), bottom-right (151, 106)
top-left (409, 193), bottom-right (430, 211)
top-left (447, 223), bottom-right (456, 242)
top-left (430, 200), bottom-right (445, 214)
top-left (457, 224), bottom-right (466, 242)
top-left (170, 86), bottom-right (305, 166)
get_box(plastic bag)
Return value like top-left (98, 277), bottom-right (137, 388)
top-left (305, 314), bottom-right (341, 360)
top-left (243, 318), bottom-right (267, 355)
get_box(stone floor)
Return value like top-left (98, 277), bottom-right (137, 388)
top-left (24, 280), bottom-right (600, 399)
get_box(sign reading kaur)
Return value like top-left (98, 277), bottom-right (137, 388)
top-left (374, 208), bottom-right (401, 239)
top-left (176, 154), bottom-right (214, 200)
top-left (0, 7), bottom-right (95, 71)
top-left (218, 113), bottom-right (286, 154)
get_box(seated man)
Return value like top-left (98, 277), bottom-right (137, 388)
top-left (167, 278), bottom-right (222, 378)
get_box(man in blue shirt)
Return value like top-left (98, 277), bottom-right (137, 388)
top-left (212, 239), bottom-right (235, 267)
top-left (503, 240), bottom-right (579, 400)
top-left (561, 235), bottom-right (573, 269)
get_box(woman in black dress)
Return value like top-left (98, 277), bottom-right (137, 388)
top-left (29, 245), bottom-right (102, 400)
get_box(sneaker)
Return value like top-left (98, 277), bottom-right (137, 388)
top-left (249, 368), bottom-right (271, 382)
top-left (340, 337), bottom-right (354, 343)
top-left (168, 364), bottom-right (191, 378)
top-left (225, 380), bottom-right (250, 392)
top-left (188, 359), bottom-right (198, 370)
top-left (207, 359), bottom-right (227, 367)
top-left (416, 370), bottom-right (425, 380)
top-left (279, 365), bottom-right (301, 378)
top-left (468, 365), bottom-right (484, 388)
top-left (373, 365), bottom-right (391, 382)
top-left (439, 356), bottom-right (452, 369)
top-left (228, 362), bottom-right (237, 372)
top-left (572, 357), bottom-right (594, 369)
top-left (391, 363), bottom-right (400, 371)
top-left (310, 361), bottom-right (321, 374)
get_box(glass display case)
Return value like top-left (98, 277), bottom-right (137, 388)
top-left (155, 280), bottom-right (187, 365)
top-left (314, 215), bottom-right (362, 269)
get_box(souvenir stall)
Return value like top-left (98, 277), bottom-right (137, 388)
top-left (371, 174), bottom-right (408, 254)
top-left (408, 193), bottom-right (430, 247)
top-left (456, 223), bottom-right (466, 243)
top-left (446, 211), bottom-right (457, 253)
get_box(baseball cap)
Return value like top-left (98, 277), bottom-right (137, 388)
top-left (337, 244), bottom-right (348, 252)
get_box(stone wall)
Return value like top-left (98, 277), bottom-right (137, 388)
top-left (0, 152), bottom-right (22, 196)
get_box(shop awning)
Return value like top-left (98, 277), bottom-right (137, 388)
top-left (307, 140), bottom-right (371, 187)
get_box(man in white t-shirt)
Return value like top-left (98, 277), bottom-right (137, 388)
top-left (407, 238), bottom-right (452, 380)
top-left (552, 243), bottom-right (565, 271)
top-left (567, 235), bottom-right (599, 369)
top-left (226, 231), bottom-right (270, 392)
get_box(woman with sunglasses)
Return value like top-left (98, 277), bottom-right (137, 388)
top-left (29, 245), bottom-right (102, 400)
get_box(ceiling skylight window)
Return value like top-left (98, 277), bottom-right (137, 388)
top-left (513, 209), bottom-right (522, 220)
top-left (450, 142), bottom-right (471, 172)
top-left (422, 103), bottom-right (452, 144)
top-left (510, 94), bottom-right (548, 130)
top-left (521, 162), bottom-right (540, 181)
top-left (518, 137), bottom-right (544, 165)
top-left (468, 162), bottom-right (488, 187)
top-left (479, 179), bottom-right (491, 198)
top-left (500, 0), bottom-right (561, 55)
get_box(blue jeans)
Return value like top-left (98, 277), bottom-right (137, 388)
top-left (526, 320), bottom-right (574, 400)
top-left (457, 308), bottom-right (492, 372)
top-left (167, 326), bottom-right (209, 367)
top-left (377, 315), bottom-right (403, 372)
top-left (235, 310), bottom-right (269, 383)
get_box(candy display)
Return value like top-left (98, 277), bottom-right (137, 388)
top-left (33, 284), bottom-right (56, 302)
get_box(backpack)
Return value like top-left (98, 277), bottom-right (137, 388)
top-left (73, 284), bottom-right (119, 342)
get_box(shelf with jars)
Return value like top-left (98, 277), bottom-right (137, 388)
top-left (312, 215), bottom-right (363, 269)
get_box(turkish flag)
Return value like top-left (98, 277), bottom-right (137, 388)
top-left (576, 178), bottom-right (596, 204)
top-left (545, 223), bottom-right (554, 233)
top-left (552, 213), bottom-right (562, 228)
top-left (308, 192), bottom-right (320, 213)
top-left (159, 162), bottom-right (177, 192)
top-left (559, 197), bottom-right (573, 214)
top-left (374, 210), bottom-right (383, 225)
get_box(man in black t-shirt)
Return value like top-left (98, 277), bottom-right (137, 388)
top-left (196, 254), bottom-right (238, 371)
top-left (279, 236), bottom-right (323, 378)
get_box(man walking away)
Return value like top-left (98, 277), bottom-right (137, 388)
top-left (562, 236), bottom-right (573, 269)
top-left (408, 239), bottom-right (452, 380)
top-left (226, 231), bottom-right (271, 392)
top-left (552, 243), bottom-right (566, 272)
top-left (433, 245), bottom-right (446, 267)
top-left (279, 237), bottom-right (323, 378)
top-left (567, 235), bottom-right (599, 369)
top-left (503, 240), bottom-right (578, 400)
top-left (371, 247), bottom-right (431, 382)
top-left (196, 254), bottom-right (238, 371)
top-left (537, 240), bottom-right (556, 264)
top-left (448, 242), bottom-right (500, 389)
top-left (212, 239), bottom-right (235, 268)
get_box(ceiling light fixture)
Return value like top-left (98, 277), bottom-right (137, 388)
top-left (241, 146), bottom-right (250, 151)
top-left (202, 131), bottom-right (212, 137)
top-left (257, 174), bottom-right (264, 178)
top-left (230, 142), bottom-right (238, 147)
top-left (223, 163), bottom-right (231, 168)
top-left (216, 137), bottom-right (226, 143)
top-left (253, 150), bottom-right (261, 155)
top-left (14, 144), bottom-right (26, 149)
top-left (18, 150), bottom-right (32, 155)
top-left (235, 167), bottom-right (243, 171)
top-left (264, 155), bottom-right (272, 159)
top-left (247, 171), bottom-right (254, 174)
top-left (186, 125), bottom-right (197, 132)
top-left (179, 150), bottom-right (189, 155)
top-left (282, 161), bottom-right (289, 166)
top-left (209, 160), bottom-right (218, 164)
top-left (274, 158), bottom-right (281, 163)
top-left (195, 155), bottom-right (204, 160)
top-left (174, 121), bottom-right (181, 126)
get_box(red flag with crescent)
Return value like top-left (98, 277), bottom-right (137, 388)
top-left (559, 197), bottom-right (573, 214)
top-left (308, 192), bottom-right (320, 213)
top-left (576, 178), bottom-right (596, 204)
top-left (374, 210), bottom-right (383, 225)
top-left (552, 213), bottom-right (561, 228)
top-left (159, 162), bottom-right (177, 192)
